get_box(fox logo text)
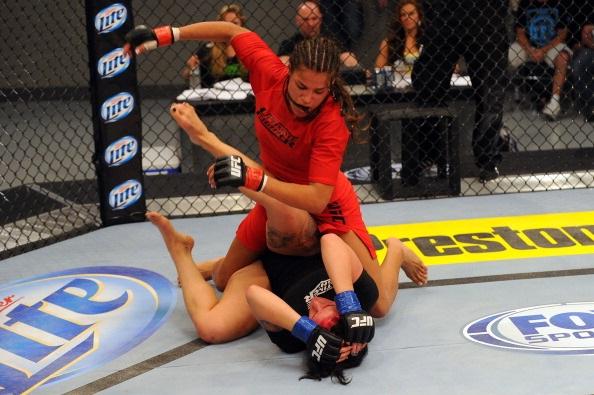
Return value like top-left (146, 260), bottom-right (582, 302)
top-left (95, 4), bottom-right (127, 34)
top-left (105, 136), bottom-right (138, 167)
top-left (98, 48), bottom-right (130, 79)
top-left (101, 92), bottom-right (134, 123)
top-left (0, 266), bottom-right (175, 393)
top-left (311, 335), bottom-right (327, 362)
top-left (464, 302), bottom-right (594, 355)
top-left (108, 179), bottom-right (142, 210)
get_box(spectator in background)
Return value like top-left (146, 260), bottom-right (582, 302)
top-left (508, 0), bottom-right (572, 121)
top-left (404, 0), bottom-right (509, 184)
top-left (376, 0), bottom-right (448, 183)
top-left (278, 1), bottom-right (359, 68)
top-left (374, 0), bottom-right (424, 71)
top-left (318, 0), bottom-right (363, 52)
top-left (181, 4), bottom-right (248, 87)
top-left (569, 2), bottom-right (594, 122)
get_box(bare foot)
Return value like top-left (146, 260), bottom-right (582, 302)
top-left (401, 244), bottom-right (428, 286)
top-left (146, 211), bottom-right (195, 261)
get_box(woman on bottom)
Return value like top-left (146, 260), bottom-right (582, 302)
top-left (247, 232), bottom-right (384, 383)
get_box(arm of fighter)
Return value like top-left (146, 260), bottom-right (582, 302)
top-left (208, 158), bottom-right (333, 214)
top-left (124, 21), bottom-right (249, 55)
top-left (172, 102), bottom-right (332, 214)
top-left (318, 234), bottom-right (375, 348)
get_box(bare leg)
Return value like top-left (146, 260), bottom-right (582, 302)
top-left (400, 243), bottom-right (428, 286)
top-left (147, 211), bottom-right (269, 343)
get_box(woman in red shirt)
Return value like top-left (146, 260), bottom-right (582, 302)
top-left (126, 21), bottom-right (427, 343)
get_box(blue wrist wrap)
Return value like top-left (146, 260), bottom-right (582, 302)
top-left (335, 290), bottom-right (361, 315)
top-left (291, 316), bottom-right (318, 343)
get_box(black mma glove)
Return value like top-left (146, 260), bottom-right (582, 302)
top-left (213, 155), bottom-right (268, 192)
top-left (335, 290), bottom-right (375, 344)
top-left (125, 25), bottom-right (179, 53)
top-left (340, 311), bottom-right (375, 344)
top-left (306, 326), bottom-right (342, 369)
top-left (291, 316), bottom-right (342, 369)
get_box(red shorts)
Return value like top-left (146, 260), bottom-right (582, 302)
top-left (236, 187), bottom-right (376, 259)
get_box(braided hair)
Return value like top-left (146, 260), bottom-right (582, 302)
top-left (289, 37), bottom-right (367, 142)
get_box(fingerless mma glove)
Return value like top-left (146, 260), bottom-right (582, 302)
top-left (125, 25), bottom-right (180, 52)
top-left (213, 155), bottom-right (268, 192)
top-left (292, 316), bottom-right (342, 369)
top-left (335, 290), bottom-right (375, 344)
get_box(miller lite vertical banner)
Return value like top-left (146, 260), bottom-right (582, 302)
top-left (86, 0), bottom-right (146, 226)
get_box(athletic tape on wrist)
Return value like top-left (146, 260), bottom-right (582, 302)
top-left (171, 27), bottom-right (180, 42)
top-left (153, 26), bottom-right (174, 46)
top-left (335, 290), bottom-right (362, 315)
top-left (258, 174), bottom-right (268, 192)
top-left (291, 316), bottom-right (317, 343)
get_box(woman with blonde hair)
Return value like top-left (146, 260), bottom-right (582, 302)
top-left (181, 3), bottom-right (248, 87)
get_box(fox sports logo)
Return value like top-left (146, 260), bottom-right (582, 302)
top-left (98, 48), bottom-right (130, 79)
top-left (0, 266), bottom-right (175, 393)
top-left (105, 136), bottom-right (138, 167)
top-left (463, 302), bottom-right (594, 355)
top-left (109, 179), bottom-right (142, 210)
top-left (95, 3), bottom-right (127, 34)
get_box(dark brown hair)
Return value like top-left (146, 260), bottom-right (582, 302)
top-left (299, 343), bottom-right (368, 384)
top-left (386, 0), bottom-right (424, 64)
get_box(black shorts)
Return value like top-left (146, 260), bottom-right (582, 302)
top-left (261, 251), bottom-right (379, 353)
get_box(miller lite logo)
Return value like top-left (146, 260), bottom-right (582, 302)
top-left (0, 266), bottom-right (175, 393)
top-left (108, 179), bottom-right (142, 210)
top-left (95, 3), bottom-right (127, 34)
top-left (101, 92), bottom-right (134, 123)
top-left (98, 48), bottom-right (130, 79)
top-left (464, 302), bottom-right (594, 354)
top-left (105, 135), bottom-right (138, 167)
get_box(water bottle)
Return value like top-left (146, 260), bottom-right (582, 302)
top-left (189, 66), bottom-right (201, 89)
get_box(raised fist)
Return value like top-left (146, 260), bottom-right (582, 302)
top-left (340, 311), bottom-right (375, 344)
top-left (212, 155), bottom-right (267, 192)
top-left (124, 25), bottom-right (177, 54)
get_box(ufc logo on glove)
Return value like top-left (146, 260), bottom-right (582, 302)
top-left (349, 316), bottom-right (373, 328)
top-left (230, 156), bottom-right (242, 178)
top-left (311, 335), bottom-right (327, 361)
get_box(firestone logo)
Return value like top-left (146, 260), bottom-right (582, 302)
top-left (463, 302), bottom-right (594, 354)
top-left (0, 266), bottom-right (176, 393)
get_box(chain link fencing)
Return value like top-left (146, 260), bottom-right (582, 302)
top-left (0, 2), bottom-right (101, 259)
top-left (1, 0), bottom-right (593, 259)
